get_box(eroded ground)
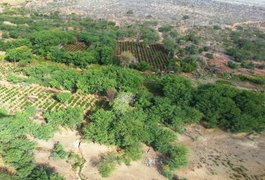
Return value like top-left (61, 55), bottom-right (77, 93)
top-left (177, 124), bottom-right (265, 180)
top-left (32, 128), bottom-right (166, 180)
top-left (29, 124), bottom-right (265, 180)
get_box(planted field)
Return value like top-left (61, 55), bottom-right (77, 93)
top-left (64, 42), bottom-right (88, 52)
top-left (0, 61), bottom-right (19, 80)
top-left (0, 83), bottom-right (98, 114)
top-left (116, 41), bottom-right (170, 70)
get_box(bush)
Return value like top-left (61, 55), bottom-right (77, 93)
top-left (119, 51), bottom-right (137, 68)
top-left (98, 153), bottom-right (122, 177)
top-left (134, 61), bottom-right (152, 71)
top-left (2, 32), bottom-right (9, 38)
top-left (165, 145), bottom-right (188, 169)
top-left (32, 124), bottom-right (55, 140)
top-left (123, 144), bottom-right (142, 162)
top-left (194, 84), bottom-right (265, 132)
top-left (226, 30), bottom-right (265, 61)
top-left (238, 74), bottom-right (265, 85)
top-left (180, 57), bottom-right (197, 72)
top-left (45, 107), bottom-right (83, 128)
top-left (51, 143), bottom-right (69, 160)
top-left (205, 53), bottom-right (214, 59)
top-left (161, 165), bottom-right (174, 180)
top-left (0, 110), bottom-right (37, 178)
top-left (227, 60), bottom-right (238, 69)
top-left (158, 25), bottom-right (173, 33)
top-left (7, 73), bottom-right (25, 83)
top-left (27, 166), bottom-right (64, 180)
top-left (29, 29), bottom-right (76, 56)
top-left (160, 75), bottom-right (194, 105)
top-left (5, 46), bottom-right (32, 62)
top-left (240, 61), bottom-right (254, 69)
top-left (182, 15), bottom-right (189, 20)
top-left (56, 92), bottom-right (72, 103)
top-left (78, 66), bottom-right (144, 94)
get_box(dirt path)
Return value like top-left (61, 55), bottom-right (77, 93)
top-left (225, 20), bottom-right (264, 31)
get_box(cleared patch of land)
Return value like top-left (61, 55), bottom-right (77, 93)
top-left (177, 124), bottom-right (265, 180)
top-left (25, 0), bottom-right (265, 26)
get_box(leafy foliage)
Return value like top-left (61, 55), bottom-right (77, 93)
top-left (194, 84), bottom-right (265, 132)
top-left (56, 92), bottom-right (72, 103)
top-left (0, 108), bottom-right (62, 179)
top-left (45, 107), bottom-right (83, 129)
top-left (5, 46), bottom-right (33, 63)
top-left (226, 29), bottom-right (265, 61)
top-left (98, 153), bottom-right (122, 177)
top-left (160, 75), bottom-right (194, 105)
top-left (51, 143), bottom-right (70, 160)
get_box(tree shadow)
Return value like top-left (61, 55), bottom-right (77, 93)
top-left (0, 112), bottom-right (11, 119)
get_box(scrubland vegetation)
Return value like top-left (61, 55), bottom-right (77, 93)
top-left (0, 4), bottom-right (264, 180)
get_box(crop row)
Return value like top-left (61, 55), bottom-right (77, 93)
top-left (116, 41), bottom-right (169, 70)
top-left (0, 84), bottom-right (98, 114)
top-left (0, 61), bottom-right (19, 80)
top-left (64, 42), bottom-right (88, 52)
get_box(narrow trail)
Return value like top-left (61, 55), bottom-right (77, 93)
top-left (77, 140), bottom-right (86, 180)
top-left (225, 20), bottom-right (264, 30)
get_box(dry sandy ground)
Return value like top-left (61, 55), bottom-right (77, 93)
top-left (32, 128), bottom-right (165, 180)
top-left (31, 125), bottom-right (265, 180)
top-left (0, 0), bottom-right (26, 6)
top-left (177, 124), bottom-right (265, 180)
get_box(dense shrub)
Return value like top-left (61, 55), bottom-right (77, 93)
top-left (27, 166), bottom-right (64, 180)
top-left (0, 109), bottom-right (37, 178)
top-left (180, 57), bottom-right (197, 72)
top-left (45, 107), bottom-right (83, 128)
top-left (51, 143), bottom-right (70, 160)
top-left (98, 153), bottom-right (122, 177)
top-left (134, 61), bottom-right (152, 71)
top-left (25, 65), bottom-right (80, 91)
top-left (29, 29), bottom-right (76, 56)
top-left (164, 145), bottom-right (188, 169)
top-left (56, 92), bottom-right (72, 103)
top-left (5, 46), bottom-right (32, 63)
top-left (194, 84), bottom-right (265, 132)
top-left (205, 53), bottom-right (214, 59)
top-left (226, 30), bottom-right (265, 61)
top-left (238, 74), bottom-right (265, 85)
top-left (227, 60), bottom-right (238, 69)
top-left (78, 66), bottom-right (144, 94)
top-left (240, 61), bottom-right (254, 69)
top-left (160, 75), bottom-right (194, 105)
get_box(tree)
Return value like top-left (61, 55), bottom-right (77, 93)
top-left (112, 92), bottom-right (134, 115)
top-left (163, 37), bottom-right (176, 56)
top-left (55, 92), bottom-right (72, 103)
top-left (5, 46), bottom-right (32, 63)
top-left (180, 57), bottom-right (197, 72)
top-left (106, 88), bottom-right (117, 103)
top-left (140, 28), bottom-right (160, 45)
top-left (160, 75), bottom-right (194, 105)
top-left (119, 51), bottom-right (137, 68)
top-left (83, 109), bottom-right (116, 145)
top-left (45, 107), bottom-right (83, 128)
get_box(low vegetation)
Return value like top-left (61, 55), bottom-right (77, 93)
top-left (0, 5), bottom-right (264, 180)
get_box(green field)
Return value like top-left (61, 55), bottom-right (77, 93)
top-left (116, 41), bottom-right (170, 70)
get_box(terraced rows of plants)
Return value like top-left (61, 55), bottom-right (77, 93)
top-left (64, 42), bottom-right (88, 52)
top-left (0, 61), bottom-right (19, 80)
top-left (116, 41), bottom-right (170, 70)
top-left (0, 83), bottom-right (98, 114)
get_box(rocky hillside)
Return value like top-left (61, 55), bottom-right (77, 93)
top-left (22, 0), bottom-right (265, 26)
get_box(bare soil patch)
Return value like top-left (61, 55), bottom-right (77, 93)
top-left (177, 124), bottom-right (265, 180)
